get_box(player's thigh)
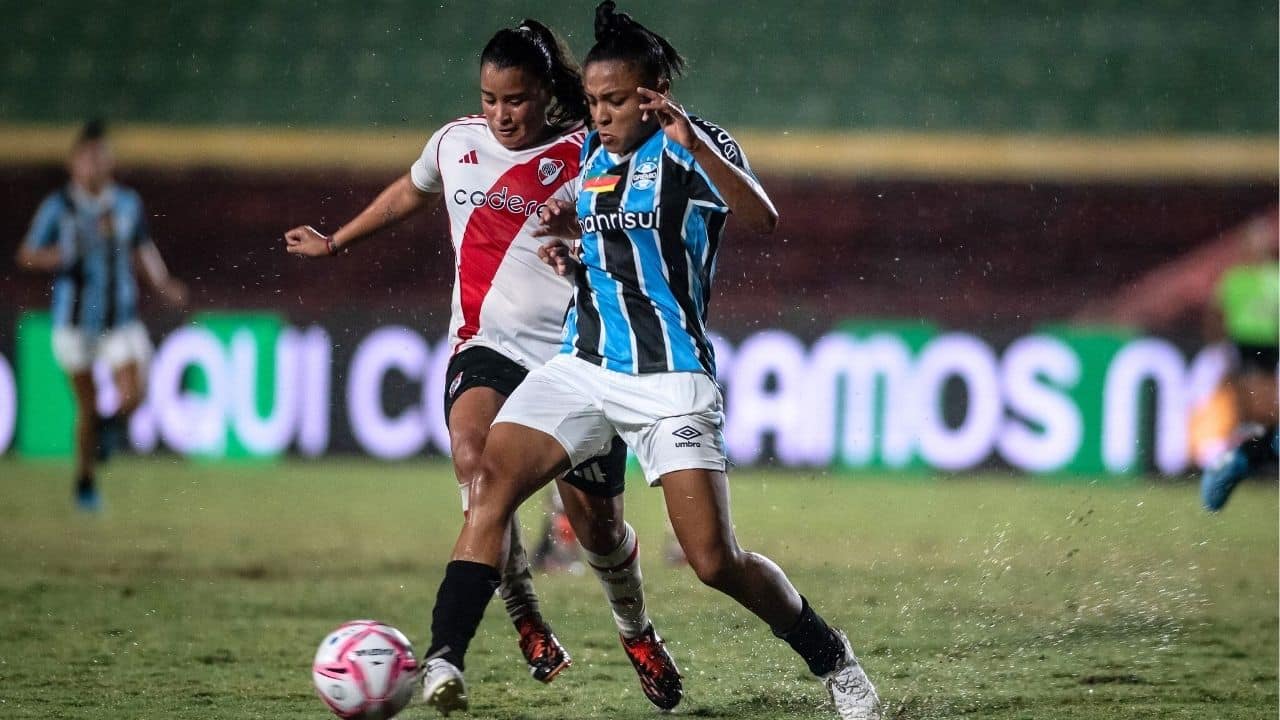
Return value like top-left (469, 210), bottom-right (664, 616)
top-left (102, 322), bottom-right (153, 375)
top-left (112, 362), bottom-right (144, 410)
top-left (443, 346), bottom-right (530, 482)
top-left (659, 468), bottom-right (741, 577)
top-left (475, 421), bottom-right (575, 515)
top-left (447, 386), bottom-right (506, 481)
top-left (558, 436), bottom-right (628, 551)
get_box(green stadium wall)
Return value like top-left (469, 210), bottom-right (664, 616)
top-left (1, 0), bottom-right (1276, 134)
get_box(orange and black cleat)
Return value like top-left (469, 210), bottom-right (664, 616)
top-left (621, 624), bottom-right (683, 711)
top-left (515, 613), bottom-right (572, 683)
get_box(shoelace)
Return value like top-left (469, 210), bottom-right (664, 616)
top-left (827, 672), bottom-right (872, 702)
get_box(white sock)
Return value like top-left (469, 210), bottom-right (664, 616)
top-left (584, 522), bottom-right (650, 638)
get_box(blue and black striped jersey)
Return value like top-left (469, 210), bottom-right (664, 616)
top-left (564, 116), bottom-right (760, 376)
top-left (23, 184), bottom-right (151, 333)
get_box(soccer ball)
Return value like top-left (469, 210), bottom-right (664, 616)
top-left (312, 620), bottom-right (420, 720)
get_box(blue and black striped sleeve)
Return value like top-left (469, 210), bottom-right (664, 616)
top-left (131, 196), bottom-right (153, 249)
top-left (24, 194), bottom-right (62, 249)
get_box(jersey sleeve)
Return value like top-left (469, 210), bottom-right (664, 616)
top-left (689, 116), bottom-right (753, 175)
top-left (409, 126), bottom-right (448, 194)
top-left (129, 192), bottom-right (153, 249)
top-left (668, 117), bottom-right (765, 212)
top-left (23, 194), bottom-right (63, 250)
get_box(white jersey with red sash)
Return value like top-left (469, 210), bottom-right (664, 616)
top-left (411, 116), bottom-right (586, 368)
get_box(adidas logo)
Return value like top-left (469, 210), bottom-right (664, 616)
top-left (458, 149), bottom-right (479, 164)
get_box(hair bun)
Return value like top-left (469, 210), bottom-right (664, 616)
top-left (594, 1), bottom-right (622, 40)
top-left (79, 118), bottom-right (107, 143)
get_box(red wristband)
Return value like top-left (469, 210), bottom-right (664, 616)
top-left (326, 237), bottom-right (341, 256)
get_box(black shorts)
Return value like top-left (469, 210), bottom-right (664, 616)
top-left (1236, 343), bottom-right (1279, 374)
top-left (444, 346), bottom-right (628, 497)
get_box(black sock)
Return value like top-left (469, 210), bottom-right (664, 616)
top-left (774, 596), bottom-right (846, 676)
top-left (76, 474), bottom-right (95, 492)
top-left (425, 560), bottom-right (501, 671)
top-left (1241, 426), bottom-right (1279, 465)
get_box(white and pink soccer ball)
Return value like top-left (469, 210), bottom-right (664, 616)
top-left (312, 620), bottom-right (420, 720)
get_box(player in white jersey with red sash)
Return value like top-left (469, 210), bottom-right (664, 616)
top-left (283, 20), bottom-right (679, 709)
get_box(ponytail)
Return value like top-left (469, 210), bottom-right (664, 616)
top-left (480, 20), bottom-right (589, 129)
top-left (585, 1), bottom-right (685, 84)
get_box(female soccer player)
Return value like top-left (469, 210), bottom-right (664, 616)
top-left (282, 20), bottom-right (678, 706)
top-left (420, 4), bottom-right (881, 719)
top-left (16, 119), bottom-right (187, 511)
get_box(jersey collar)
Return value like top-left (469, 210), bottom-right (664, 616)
top-left (68, 181), bottom-right (118, 213)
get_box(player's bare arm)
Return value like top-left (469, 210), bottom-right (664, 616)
top-left (284, 173), bottom-right (438, 257)
top-left (636, 86), bottom-right (779, 234)
top-left (14, 244), bottom-right (63, 273)
top-left (136, 242), bottom-right (188, 308)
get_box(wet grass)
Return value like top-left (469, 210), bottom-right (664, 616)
top-left (0, 457), bottom-right (1274, 719)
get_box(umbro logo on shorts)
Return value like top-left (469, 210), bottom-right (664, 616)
top-left (458, 149), bottom-right (479, 164)
top-left (448, 372), bottom-right (463, 398)
top-left (672, 425), bottom-right (703, 448)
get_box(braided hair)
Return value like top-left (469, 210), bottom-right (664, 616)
top-left (480, 20), bottom-right (589, 129)
top-left (584, 1), bottom-right (686, 85)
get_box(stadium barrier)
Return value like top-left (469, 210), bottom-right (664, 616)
top-left (1, 311), bottom-right (1229, 477)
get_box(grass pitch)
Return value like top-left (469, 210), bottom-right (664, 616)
top-left (0, 457), bottom-right (1275, 719)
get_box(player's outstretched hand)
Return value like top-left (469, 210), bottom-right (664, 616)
top-left (533, 198), bottom-right (580, 239)
top-left (538, 238), bottom-right (579, 277)
top-left (637, 87), bottom-right (697, 152)
top-left (284, 225), bottom-right (332, 258)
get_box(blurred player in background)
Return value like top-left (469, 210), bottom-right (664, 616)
top-left (15, 119), bottom-right (187, 511)
top-left (283, 20), bottom-right (678, 701)
top-left (1199, 224), bottom-right (1278, 511)
top-left (419, 4), bottom-right (881, 718)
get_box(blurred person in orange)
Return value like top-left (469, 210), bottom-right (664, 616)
top-left (1198, 214), bottom-right (1278, 511)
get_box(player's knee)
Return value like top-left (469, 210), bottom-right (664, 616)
top-left (577, 518), bottom-right (624, 556)
top-left (687, 546), bottom-right (742, 591)
top-left (449, 430), bottom-right (486, 481)
top-left (471, 453), bottom-right (524, 514)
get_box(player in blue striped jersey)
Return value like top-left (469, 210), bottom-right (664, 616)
top-left (15, 120), bottom-right (187, 510)
top-left (565, 110), bottom-right (757, 375)
top-left (420, 4), bottom-right (881, 718)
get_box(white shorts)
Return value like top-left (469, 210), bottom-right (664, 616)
top-left (52, 322), bottom-right (153, 374)
top-left (494, 353), bottom-right (726, 485)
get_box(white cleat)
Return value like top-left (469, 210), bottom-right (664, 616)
top-left (822, 630), bottom-right (881, 720)
top-left (422, 657), bottom-right (469, 717)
